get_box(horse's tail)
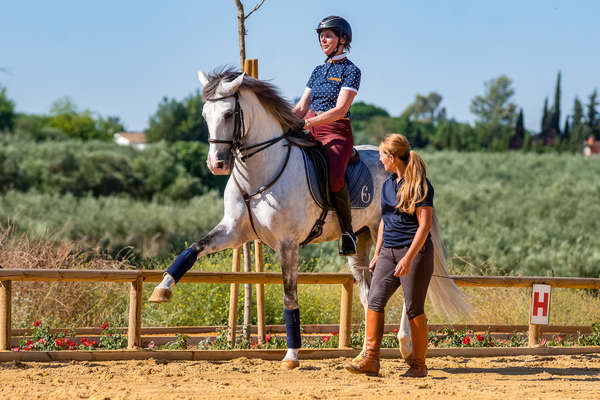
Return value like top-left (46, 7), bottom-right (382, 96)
top-left (428, 209), bottom-right (473, 320)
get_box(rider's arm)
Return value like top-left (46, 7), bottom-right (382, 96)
top-left (304, 88), bottom-right (356, 129)
top-left (292, 88), bottom-right (311, 119)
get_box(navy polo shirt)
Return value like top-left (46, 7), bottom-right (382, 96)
top-left (381, 174), bottom-right (434, 248)
top-left (306, 59), bottom-right (361, 118)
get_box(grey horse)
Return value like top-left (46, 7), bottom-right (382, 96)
top-left (149, 69), bottom-right (470, 369)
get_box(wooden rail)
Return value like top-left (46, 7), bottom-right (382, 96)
top-left (1, 270), bottom-right (599, 352)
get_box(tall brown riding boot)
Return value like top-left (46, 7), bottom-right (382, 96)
top-left (403, 314), bottom-right (428, 377)
top-left (344, 309), bottom-right (384, 376)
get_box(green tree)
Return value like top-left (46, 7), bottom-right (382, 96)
top-left (510, 108), bottom-right (525, 149)
top-left (0, 85), bottom-right (16, 132)
top-left (402, 92), bottom-right (444, 123)
top-left (470, 75), bottom-right (517, 126)
top-left (541, 97), bottom-right (550, 134)
top-left (147, 90), bottom-right (208, 142)
top-left (586, 89), bottom-right (598, 134)
top-left (48, 97), bottom-right (108, 140)
top-left (573, 97), bottom-right (584, 125)
top-left (96, 115), bottom-right (125, 137)
top-left (550, 71), bottom-right (561, 135)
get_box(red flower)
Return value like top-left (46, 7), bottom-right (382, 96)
top-left (24, 346), bottom-right (31, 352)
top-left (462, 336), bottom-right (470, 345)
top-left (90, 340), bottom-right (97, 346)
top-left (12, 347), bottom-right (20, 352)
top-left (33, 321), bottom-right (41, 327)
top-left (332, 332), bottom-right (338, 336)
top-left (476, 334), bottom-right (484, 342)
top-left (55, 338), bottom-right (64, 347)
top-left (26, 340), bottom-right (33, 346)
top-left (393, 328), bottom-right (399, 334)
top-left (265, 334), bottom-right (271, 342)
top-left (468, 330), bottom-right (472, 335)
top-left (108, 333), bottom-right (113, 337)
top-left (488, 342), bottom-right (494, 347)
top-left (251, 341), bottom-right (257, 348)
top-left (83, 341), bottom-right (91, 347)
top-left (80, 337), bottom-right (87, 342)
top-left (101, 323), bottom-right (109, 330)
top-left (38, 338), bottom-right (46, 345)
top-left (322, 336), bottom-right (330, 343)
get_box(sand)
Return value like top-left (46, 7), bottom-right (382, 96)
top-left (1, 354), bottom-right (599, 399)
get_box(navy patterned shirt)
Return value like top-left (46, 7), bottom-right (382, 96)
top-left (306, 58), bottom-right (361, 118)
top-left (381, 174), bottom-right (434, 248)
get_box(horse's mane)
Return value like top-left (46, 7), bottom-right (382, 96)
top-left (203, 67), bottom-right (305, 133)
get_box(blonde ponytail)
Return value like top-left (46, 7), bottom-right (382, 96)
top-left (379, 134), bottom-right (429, 214)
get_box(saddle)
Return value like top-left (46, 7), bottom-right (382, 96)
top-left (286, 131), bottom-right (374, 246)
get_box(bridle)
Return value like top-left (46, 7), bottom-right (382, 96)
top-left (204, 90), bottom-right (294, 239)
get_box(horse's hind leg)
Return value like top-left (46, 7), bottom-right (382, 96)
top-left (347, 229), bottom-right (373, 362)
top-left (398, 303), bottom-right (413, 364)
top-left (278, 240), bottom-right (301, 370)
top-left (149, 217), bottom-right (249, 303)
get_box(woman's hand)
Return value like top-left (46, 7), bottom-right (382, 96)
top-left (394, 255), bottom-right (413, 277)
top-left (303, 119), bottom-right (313, 131)
top-left (369, 255), bottom-right (378, 272)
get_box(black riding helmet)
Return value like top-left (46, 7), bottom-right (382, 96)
top-left (316, 16), bottom-right (352, 58)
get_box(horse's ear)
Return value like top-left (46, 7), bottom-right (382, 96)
top-left (197, 71), bottom-right (209, 87)
top-left (216, 72), bottom-right (245, 97)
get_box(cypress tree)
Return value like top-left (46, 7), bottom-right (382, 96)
top-left (573, 97), bottom-right (584, 125)
top-left (586, 89), bottom-right (598, 132)
top-left (563, 116), bottom-right (570, 140)
top-left (511, 108), bottom-right (525, 149)
top-left (541, 97), bottom-right (549, 135)
top-left (551, 71), bottom-right (561, 134)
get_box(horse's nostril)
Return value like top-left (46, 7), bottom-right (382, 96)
top-left (216, 161), bottom-right (225, 169)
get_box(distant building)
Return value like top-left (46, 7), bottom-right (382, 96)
top-left (584, 136), bottom-right (600, 157)
top-left (114, 132), bottom-right (147, 150)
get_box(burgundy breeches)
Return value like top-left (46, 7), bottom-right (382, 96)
top-left (307, 114), bottom-right (354, 193)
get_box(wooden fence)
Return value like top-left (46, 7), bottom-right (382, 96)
top-left (1, 270), bottom-right (600, 352)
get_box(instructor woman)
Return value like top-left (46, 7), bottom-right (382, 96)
top-left (346, 134), bottom-right (434, 377)
top-left (292, 15), bottom-right (361, 256)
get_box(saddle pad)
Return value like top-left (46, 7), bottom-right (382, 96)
top-left (301, 149), bottom-right (374, 209)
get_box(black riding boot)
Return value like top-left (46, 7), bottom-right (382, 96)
top-left (332, 185), bottom-right (357, 256)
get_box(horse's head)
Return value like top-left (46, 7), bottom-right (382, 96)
top-left (198, 70), bottom-right (245, 175)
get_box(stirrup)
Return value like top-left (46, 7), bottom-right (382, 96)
top-left (339, 232), bottom-right (357, 256)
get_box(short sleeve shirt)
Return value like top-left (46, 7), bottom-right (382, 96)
top-left (306, 59), bottom-right (361, 118)
top-left (381, 174), bottom-right (434, 248)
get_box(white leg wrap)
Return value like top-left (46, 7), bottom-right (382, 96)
top-left (157, 273), bottom-right (175, 290)
top-left (283, 348), bottom-right (299, 361)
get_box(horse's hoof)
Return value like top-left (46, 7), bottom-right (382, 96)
top-left (280, 360), bottom-right (299, 370)
top-left (148, 287), bottom-right (172, 303)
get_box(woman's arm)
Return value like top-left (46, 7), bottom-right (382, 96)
top-left (292, 88), bottom-right (312, 119)
top-left (394, 206), bottom-right (433, 277)
top-left (304, 89), bottom-right (356, 130)
top-left (369, 220), bottom-right (384, 272)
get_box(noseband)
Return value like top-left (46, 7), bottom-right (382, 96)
top-left (205, 92), bottom-right (288, 162)
top-left (204, 90), bottom-right (294, 239)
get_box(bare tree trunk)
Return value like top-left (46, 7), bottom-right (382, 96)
top-left (234, 0), bottom-right (265, 71)
top-left (234, 0), bottom-right (246, 70)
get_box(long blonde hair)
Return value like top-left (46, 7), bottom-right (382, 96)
top-left (379, 134), bottom-right (429, 214)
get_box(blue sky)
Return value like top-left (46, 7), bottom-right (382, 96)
top-left (2, 0), bottom-right (598, 132)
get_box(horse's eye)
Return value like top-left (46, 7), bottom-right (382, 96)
top-left (224, 112), bottom-right (233, 119)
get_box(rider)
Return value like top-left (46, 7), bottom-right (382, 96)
top-left (292, 15), bottom-right (360, 256)
top-left (345, 134), bottom-right (434, 377)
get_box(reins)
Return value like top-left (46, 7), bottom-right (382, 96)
top-left (205, 90), bottom-right (294, 239)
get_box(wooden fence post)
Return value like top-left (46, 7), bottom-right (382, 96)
top-left (338, 279), bottom-right (353, 348)
top-left (228, 248), bottom-right (241, 345)
top-left (127, 276), bottom-right (143, 349)
top-left (528, 323), bottom-right (541, 347)
top-left (242, 242), bottom-right (252, 342)
top-left (255, 240), bottom-right (266, 344)
top-left (0, 280), bottom-right (11, 350)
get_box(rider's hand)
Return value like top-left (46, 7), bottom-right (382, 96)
top-left (394, 255), bottom-right (413, 277)
top-left (369, 256), bottom-right (378, 272)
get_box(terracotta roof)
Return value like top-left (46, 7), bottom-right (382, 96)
top-left (115, 132), bottom-right (147, 144)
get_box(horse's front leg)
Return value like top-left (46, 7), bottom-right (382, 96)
top-left (149, 216), bottom-right (250, 303)
top-left (278, 240), bottom-right (301, 370)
